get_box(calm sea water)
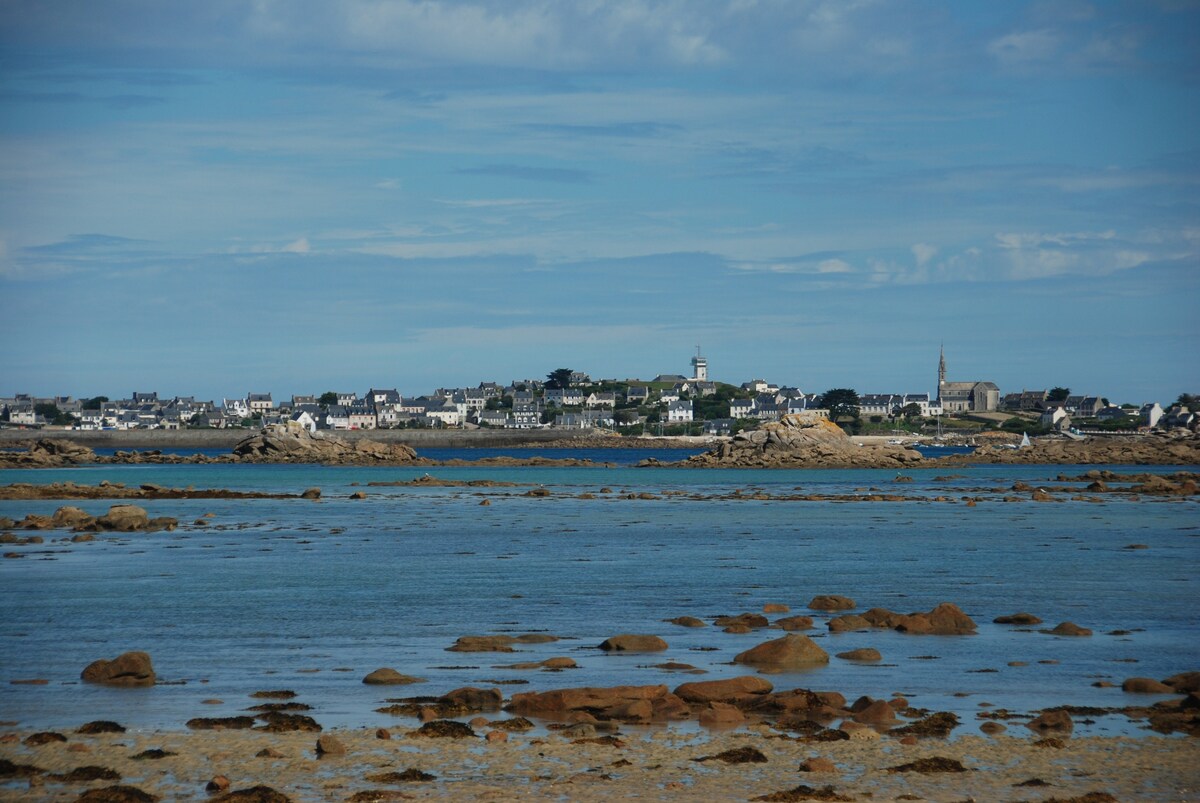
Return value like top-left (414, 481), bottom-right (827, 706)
top-left (1, 455), bottom-right (1196, 738)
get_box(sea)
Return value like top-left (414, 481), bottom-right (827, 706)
top-left (1, 449), bottom-right (1196, 739)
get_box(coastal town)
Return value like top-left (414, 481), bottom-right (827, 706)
top-left (2, 350), bottom-right (1196, 439)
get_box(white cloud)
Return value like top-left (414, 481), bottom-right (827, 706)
top-left (911, 242), bottom-right (937, 266)
top-left (987, 29), bottom-right (1061, 66)
top-left (282, 237), bottom-right (310, 254)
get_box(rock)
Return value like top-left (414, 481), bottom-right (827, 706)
top-left (673, 676), bottom-right (773, 704)
top-left (25, 731), bottom-right (67, 746)
top-left (1122, 677), bottom-right (1173, 693)
top-left (808, 595), bottom-right (856, 611)
top-left (598, 634), bottom-right (668, 652)
top-left (300, 488), bottom-right (321, 499)
top-left (827, 614), bottom-right (871, 632)
top-left (77, 721), bottom-right (126, 734)
top-left (714, 613), bottom-right (770, 629)
top-left (763, 603), bottom-right (790, 613)
top-left (799, 757), bottom-right (838, 773)
top-left (447, 635), bottom-right (516, 652)
top-left (893, 602), bottom-right (977, 635)
top-left (232, 422), bottom-right (419, 465)
top-left (698, 702), bottom-right (745, 727)
top-left (81, 652), bottom-right (155, 687)
top-left (1027, 709), bottom-right (1073, 732)
top-left (258, 713), bottom-right (322, 733)
top-left (415, 720), bottom-right (476, 738)
top-left (206, 776), bottom-right (231, 792)
top-left (980, 721), bottom-right (1006, 734)
top-left (836, 648), bottom-right (881, 661)
top-left (485, 730), bottom-right (508, 743)
top-left (349, 491), bottom-right (367, 500)
top-left (438, 686), bottom-right (503, 713)
top-left (540, 657), bottom-right (578, 669)
top-left (315, 734), bottom-right (346, 756)
top-left (508, 684), bottom-right (686, 720)
top-left (186, 717), bottom-right (256, 730)
top-left (1043, 622), bottom-right (1092, 637)
top-left (1163, 671), bottom-right (1200, 693)
top-left (890, 711), bottom-right (959, 737)
top-left (693, 745), bottom-right (768, 764)
top-left (849, 697), bottom-right (898, 724)
top-left (775, 615), bottom-right (814, 631)
top-left (734, 634), bottom-right (830, 670)
top-left (52, 506), bottom-right (93, 527)
top-left (362, 668), bottom-right (424, 685)
top-left (887, 757), bottom-right (967, 773)
top-left (94, 505), bottom-right (154, 532)
top-left (993, 612), bottom-right (1043, 625)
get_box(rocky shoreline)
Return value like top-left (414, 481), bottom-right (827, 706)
top-left (2, 418), bottom-right (1198, 470)
top-left (2, 626), bottom-right (1196, 801)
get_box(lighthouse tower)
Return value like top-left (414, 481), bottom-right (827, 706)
top-left (691, 347), bottom-right (708, 381)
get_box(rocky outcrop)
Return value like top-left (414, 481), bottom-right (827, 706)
top-left (677, 413), bottom-right (925, 469)
top-left (81, 652), bottom-right (155, 687)
top-left (232, 422), bottom-right (421, 465)
top-left (954, 432), bottom-right (1200, 467)
top-left (0, 439), bottom-right (96, 468)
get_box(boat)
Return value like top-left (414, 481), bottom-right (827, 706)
top-left (1019, 432), bottom-right (1031, 448)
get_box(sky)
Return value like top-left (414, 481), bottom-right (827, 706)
top-left (1, 0), bottom-right (1197, 405)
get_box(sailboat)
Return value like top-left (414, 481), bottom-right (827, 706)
top-left (1019, 432), bottom-right (1031, 448)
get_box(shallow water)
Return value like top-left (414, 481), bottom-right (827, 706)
top-left (0, 458), bottom-right (1196, 738)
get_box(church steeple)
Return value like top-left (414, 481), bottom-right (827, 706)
top-left (937, 345), bottom-right (946, 402)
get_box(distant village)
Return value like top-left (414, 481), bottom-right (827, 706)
top-left (2, 351), bottom-right (1195, 436)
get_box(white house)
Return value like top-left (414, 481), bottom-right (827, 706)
top-left (223, 398), bottom-right (250, 420)
top-left (667, 399), bottom-right (694, 423)
top-left (1140, 403), bottom-right (1164, 428)
top-left (290, 410), bottom-right (317, 433)
top-left (247, 393), bottom-right (273, 415)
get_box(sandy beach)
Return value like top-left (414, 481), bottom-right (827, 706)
top-left (3, 722), bottom-right (1198, 802)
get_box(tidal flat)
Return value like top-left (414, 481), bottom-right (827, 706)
top-left (1, 457), bottom-right (1197, 800)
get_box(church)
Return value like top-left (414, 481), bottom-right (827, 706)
top-left (936, 347), bottom-right (1000, 413)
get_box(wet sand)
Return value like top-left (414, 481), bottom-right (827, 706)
top-left (2, 724), bottom-right (1197, 801)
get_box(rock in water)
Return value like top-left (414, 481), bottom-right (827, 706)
top-left (734, 634), bottom-right (829, 669)
top-left (232, 422), bottom-right (419, 465)
top-left (598, 634), bottom-right (668, 652)
top-left (362, 668), bottom-right (424, 685)
top-left (81, 652), bottom-right (155, 687)
top-left (95, 505), bottom-right (150, 532)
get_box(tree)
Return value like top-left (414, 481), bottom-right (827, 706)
top-left (545, 368), bottom-right (574, 390)
top-left (82, 396), bottom-right (109, 410)
top-left (34, 403), bottom-right (61, 419)
top-left (900, 402), bottom-right (923, 420)
top-left (318, 391), bottom-right (339, 406)
top-left (818, 388), bottom-right (860, 422)
top-left (1048, 387), bottom-right (1071, 402)
top-left (1176, 393), bottom-right (1197, 410)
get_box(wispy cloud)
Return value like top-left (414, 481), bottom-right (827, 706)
top-left (456, 163), bottom-right (594, 184)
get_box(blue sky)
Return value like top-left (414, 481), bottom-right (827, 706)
top-left (1, 1), bottom-right (1197, 404)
